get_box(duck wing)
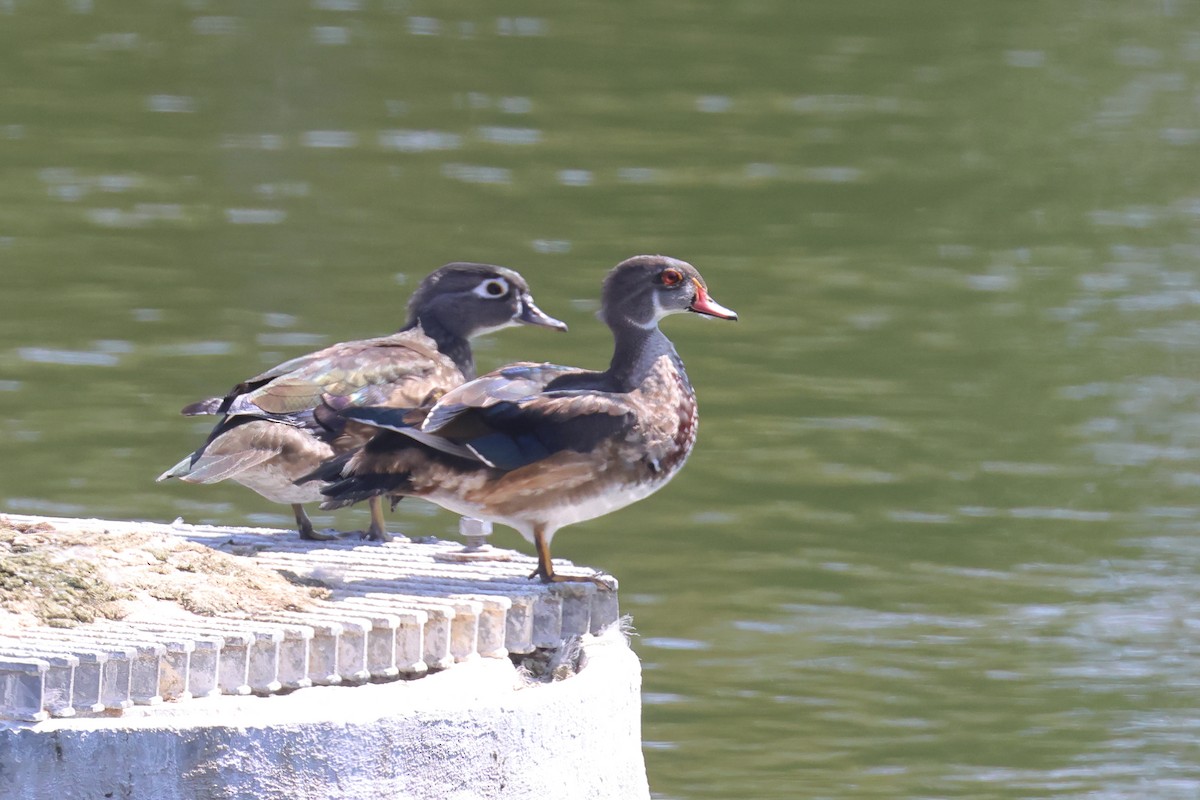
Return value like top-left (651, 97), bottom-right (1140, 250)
top-left (157, 412), bottom-right (323, 483)
top-left (316, 362), bottom-right (637, 508)
top-left (419, 362), bottom-right (574, 432)
top-left (395, 362), bottom-right (635, 471)
top-left (202, 333), bottom-right (457, 417)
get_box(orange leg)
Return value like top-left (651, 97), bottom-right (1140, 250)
top-left (531, 524), bottom-right (557, 581)
top-left (530, 525), bottom-right (608, 586)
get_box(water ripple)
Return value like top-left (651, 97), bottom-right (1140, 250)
top-left (312, 26), bottom-right (350, 45)
top-left (302, 130), bottom-right (358, 148)
top-left (156, 341), bottom-right (235, 357)
top-left (378, 129), bottom-right (462, 152)
top-left (145, 94), bottom-right (196, 113)
top-left (17, 347), bottom-right (119, 366)
top-left (225, 208), bottom-right (287, 225)
top-left (441, 163), bottom-right (511, 184)
top-left (477, 126), bottom-right (541, 145)
top-left (257, 332), bottom-right (328, 347)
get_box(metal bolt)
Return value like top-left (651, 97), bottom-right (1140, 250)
top-left (459, 517), bottom-right (493, 551)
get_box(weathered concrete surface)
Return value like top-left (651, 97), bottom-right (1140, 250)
top-left (0, 625), bottom-right (649, 800)
top-left (0, 514), bottom-right (623, 724)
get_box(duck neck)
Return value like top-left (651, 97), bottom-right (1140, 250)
top-left (605, 321), bottom-right (681, 393)
top-left (401, 316), bottom-right (476, 380)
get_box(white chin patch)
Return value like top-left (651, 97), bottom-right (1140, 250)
top-left (472, 318), bottom-right (520, 337)
top-left (631, 292), bottom-right (672, 329)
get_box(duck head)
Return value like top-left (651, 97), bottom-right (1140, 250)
top-left (601, 255), bottom-right (738, 330)
top-left (406, 262), bottom-right (568, 339)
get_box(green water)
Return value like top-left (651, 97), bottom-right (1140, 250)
top-left (5, 1), bottom-right (1200, 797)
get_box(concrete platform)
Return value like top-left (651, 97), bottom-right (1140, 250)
top-left (1, 626), bottom-right (649, 800)
top-left (0, 514), bottom-right (648, 799)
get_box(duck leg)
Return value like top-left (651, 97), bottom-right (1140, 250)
top-left (530, 524), bottom-right (610, 586)
top-left (365, 495), bottom-right (392, 542)
top-left (531, 524), bottom-right (558, 582)
top-left (295, 504), bottom-right (337, 541)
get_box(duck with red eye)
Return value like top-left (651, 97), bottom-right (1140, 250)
top-left (308, 255), bottom-right (738, 582)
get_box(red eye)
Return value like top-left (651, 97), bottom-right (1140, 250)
top-left (660, 269), bottom-right (683, 287)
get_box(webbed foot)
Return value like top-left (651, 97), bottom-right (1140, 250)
top-left (299, 527), bottom-right (339, 541)
top-left (294, 504), bottom-right (338, 541)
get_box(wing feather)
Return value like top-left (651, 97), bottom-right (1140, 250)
top-left (395, 364), bottom-right (637, 472)
top-left (422, 362), bottom-right (581, 432)
top-left (219, 333), bottom-right (459, 418)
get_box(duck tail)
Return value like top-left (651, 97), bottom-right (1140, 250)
top-left (155, 454), bottom-right (195, 482)
top-left (318, 471), bottom-right (414, 510)
top-left (181, 397), bottom-right (224, 416)
top-left (295, 450), bottom-right (355, 487)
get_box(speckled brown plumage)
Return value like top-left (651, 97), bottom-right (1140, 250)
top-left (158, 262), bottom-right (565, 541)
top-left (313, 255), bottom-right (738, 579)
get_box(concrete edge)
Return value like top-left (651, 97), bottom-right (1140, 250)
top-left (1, 625), bottom-right (650, 800)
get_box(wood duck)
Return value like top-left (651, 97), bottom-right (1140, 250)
top-left (157, 263), bottom-right (567, 541)
top-left (308, 255), bottom-right (738, 580)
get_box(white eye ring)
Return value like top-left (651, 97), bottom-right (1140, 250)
top-left (474, 278), bottom-right (510, 299)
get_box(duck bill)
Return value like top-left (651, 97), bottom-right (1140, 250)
top-left (688, 282), bottom-right (739, 320)
top-left (516, 295), bottom-right (569, 331)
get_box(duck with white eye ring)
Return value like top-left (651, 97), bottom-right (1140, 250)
top-left (158, 262), bottom-right (567, 542)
